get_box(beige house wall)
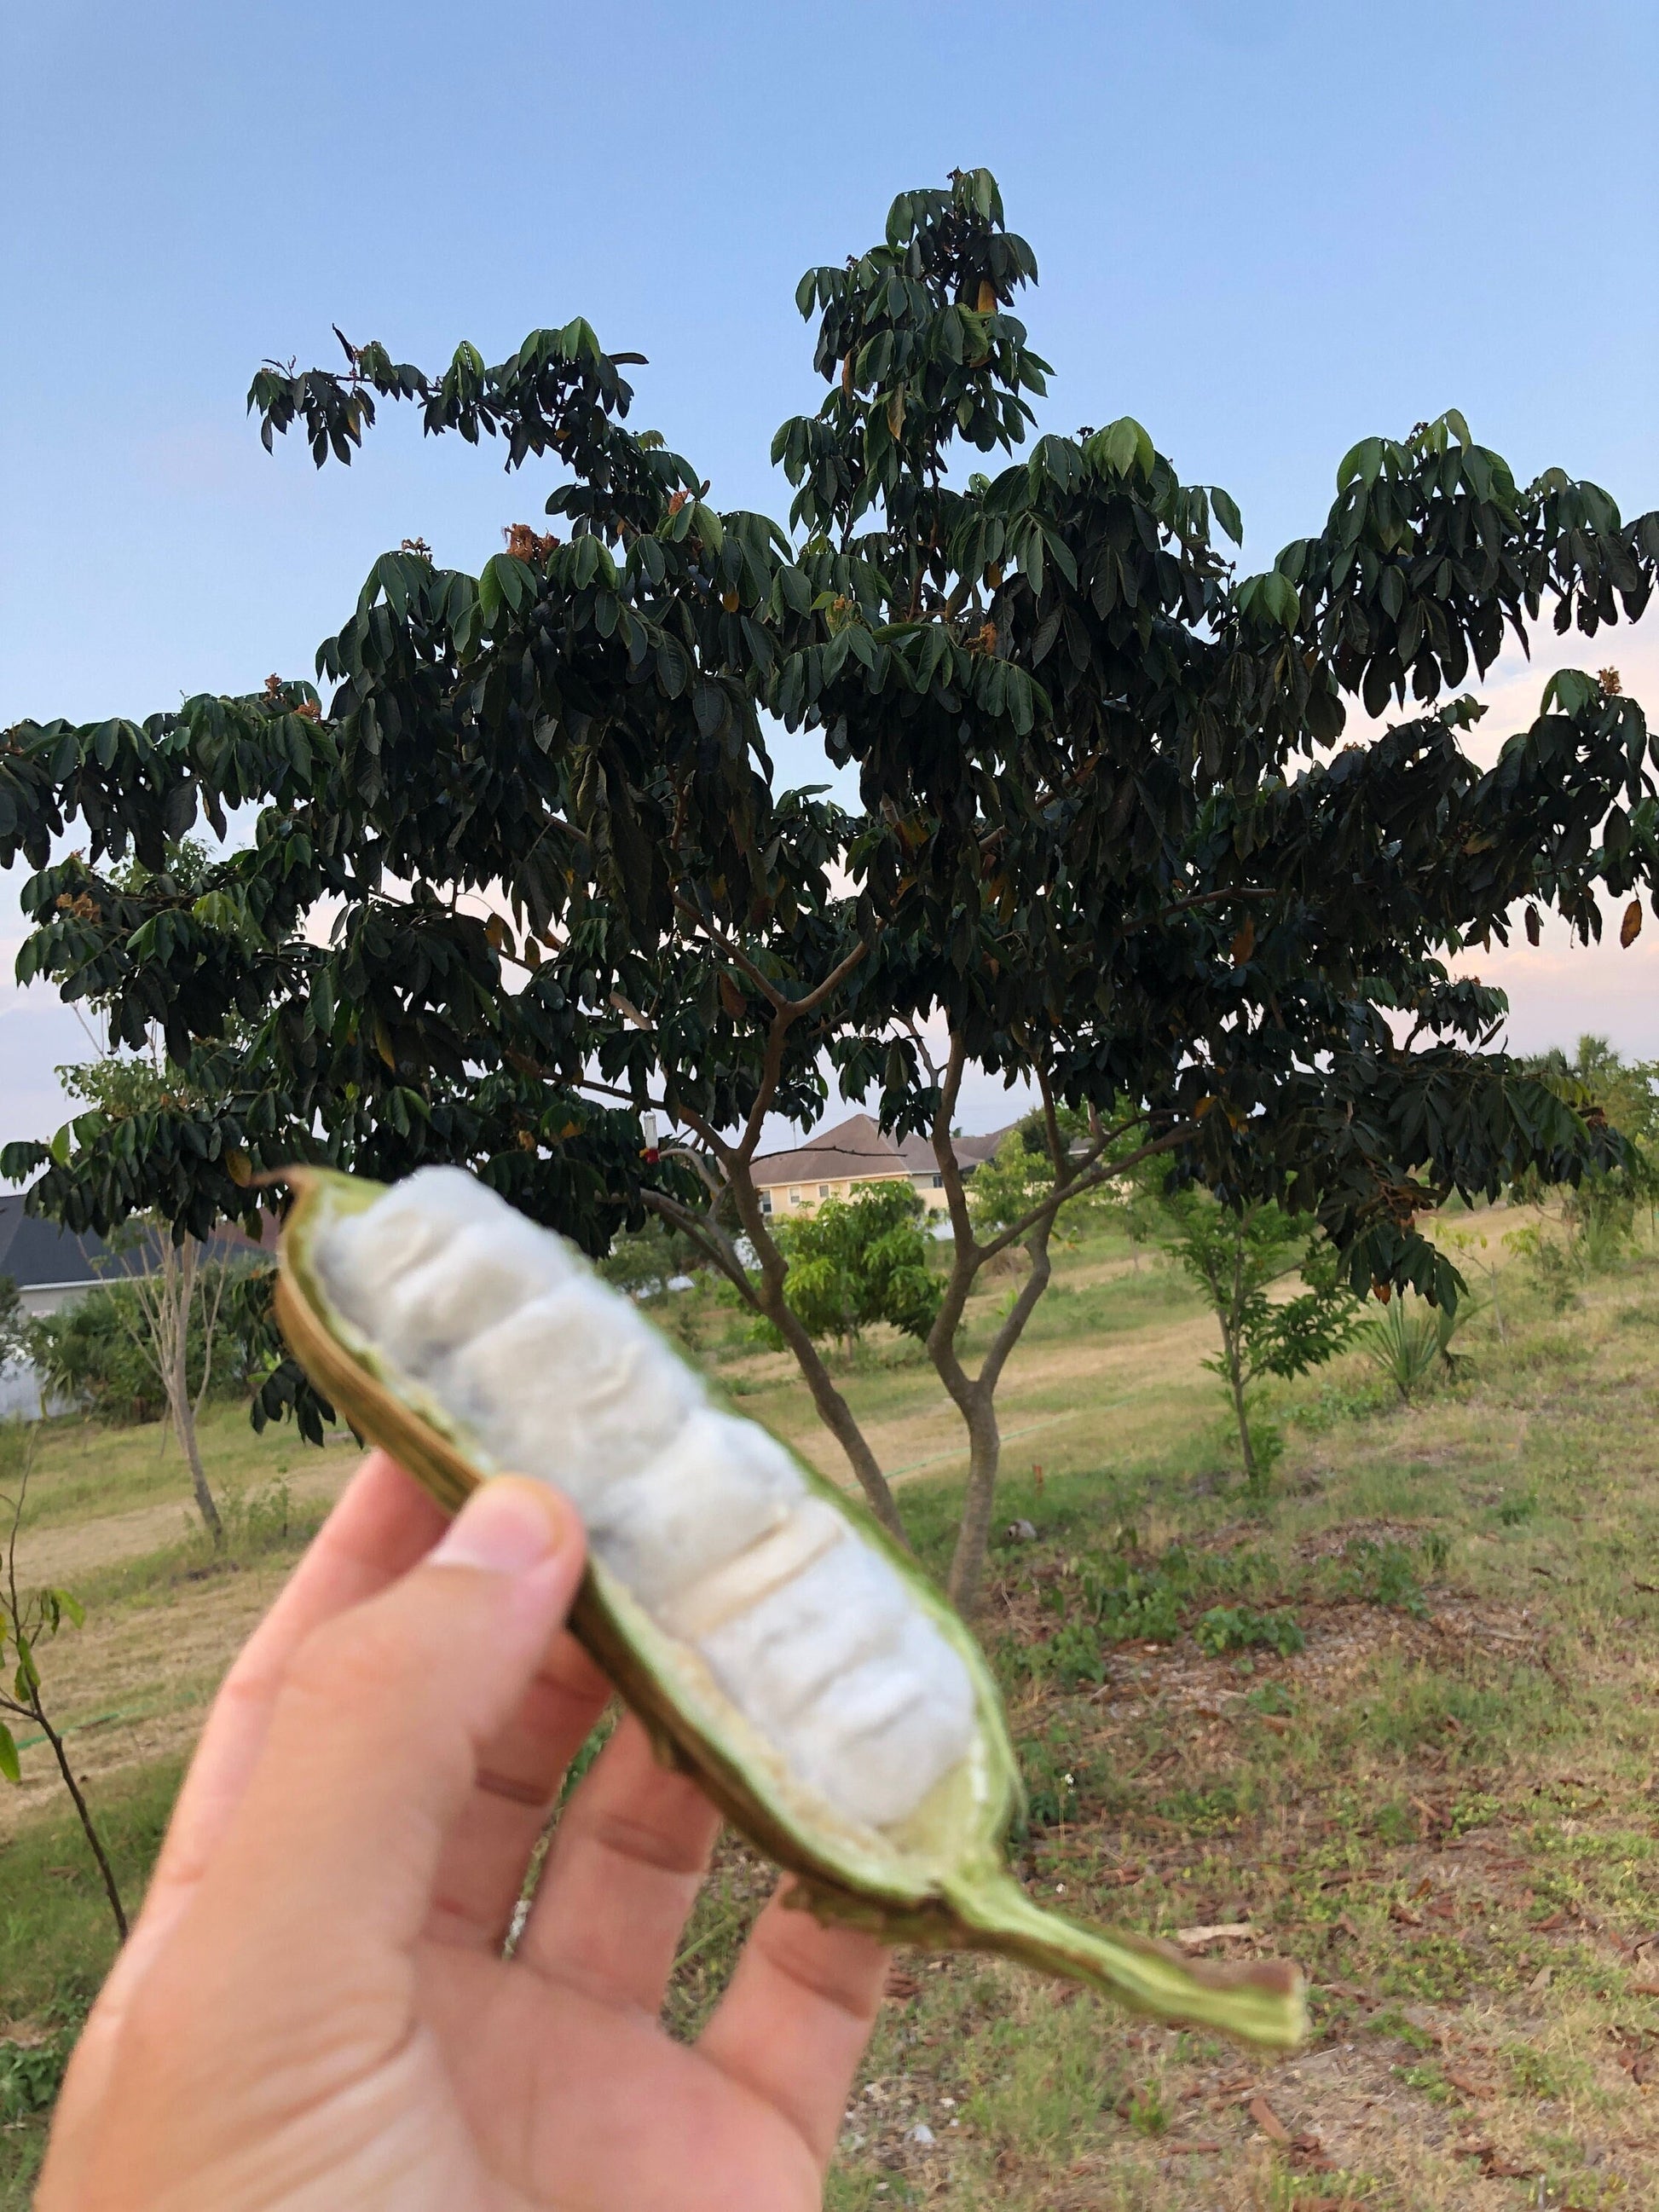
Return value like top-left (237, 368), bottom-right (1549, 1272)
top-left (754, 1168), bottom-right (948, 1216)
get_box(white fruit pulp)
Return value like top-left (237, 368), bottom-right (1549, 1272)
top-left (315, 1167), bottom-right (975, 1834)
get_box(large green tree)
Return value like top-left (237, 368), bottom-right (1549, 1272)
top-left (4, 169), bottom-right (1656, 1607)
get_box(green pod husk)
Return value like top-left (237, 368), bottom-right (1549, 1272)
top-left (276, 1165), bottom-right (1306, 2048)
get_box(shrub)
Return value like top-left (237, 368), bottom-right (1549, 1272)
top-left (26, 1268), bottom-right (249, 1426)
top-left (1362, 1294), bottom-right (1444, 1403)
top-left (26, 1286), bottom-right (167, 1423)
top-left (0, 1275), bottom-right (26, 1372)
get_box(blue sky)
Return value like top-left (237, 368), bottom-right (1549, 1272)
top-left (3, 0), bottom-right (1657, 1146)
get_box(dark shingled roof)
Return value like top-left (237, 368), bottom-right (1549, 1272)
top-left (0, 1193), bottom-right (271, 1291)
top-left (0, 1194), bottom-right (150, 1291)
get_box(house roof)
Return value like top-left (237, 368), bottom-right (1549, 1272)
top-left (0, 1194), bottom-right (149, 1291)
top-left (0, 1192), bottom-right (269, 1292)
top-left (751, 1112), bottom-right (1014, 1189)
top-left (894, 1128), bottom-right (1010, 1175)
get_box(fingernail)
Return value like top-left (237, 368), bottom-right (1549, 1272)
top-left (431, 1477), bottom-right (566, 1575)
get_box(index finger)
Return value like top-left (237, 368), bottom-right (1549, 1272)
top-left (47, 1451), bottom-right (448, 2197)
top-left (118, 1454), bottom-right (445, 1975)
top-left (157, 1453), bottom-right (449, 1874)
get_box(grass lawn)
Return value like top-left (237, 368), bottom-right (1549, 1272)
top-left (4, 1217), bottom-right (1658, 2205)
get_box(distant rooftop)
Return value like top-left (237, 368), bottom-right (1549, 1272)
top-left (0, 1193), bottom-right (151, 1292)
top-left (0, 1192), bottom-right (269, 1291)
top-left (752, 1112), bottom-right (1010, 1187)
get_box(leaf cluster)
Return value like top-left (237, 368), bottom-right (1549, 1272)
top-left (755, 1182), bottom-right (942, 1354)
top-left (1164, 1192), bottom-right (1365, 1388)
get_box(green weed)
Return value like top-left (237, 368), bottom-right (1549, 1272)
top-left (1193, 1604), bottom-right (1305, 1657)
top-left (1073, 1557), bottom-right (1183, 1644)
top-left (1044, 1620), bottom-right (1110, 1688)
top-left (1369, 1798), bottom-right (1419, 1845)
top-left (1503, 2043), bottom-right (1591, 2099)
top-left (1157, 1781), bottom-right (1245, 1835)
top-left (1242, 1680), bottom-right (1295, 1717)
top-left (1448, 1790), bottom-right (1504, 1834)
top-left (1123, 2082), bottom-right (1172, 2135)
top-left (1290, 1369), bottom-right (1395, 1429)
top-left (1011, 1734), bottom-right (1084, 1834)
top-left (1392, 2060), bottom-right (1458, 2104)
top-left (1328, 1537), bottom-right (1429, 1616)
top-left (1344, 1659), bottom-right (1555, 1762)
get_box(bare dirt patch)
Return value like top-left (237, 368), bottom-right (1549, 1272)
top-left (14, 1460), bottom-right (353, 1590)
top-left (762, 1311), bottom-right (1225, 1489)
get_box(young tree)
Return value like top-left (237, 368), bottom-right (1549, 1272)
top-left (3, 169), bottom-right (1656, 1608)
top-left (1164, 1193), bottom-right (1364, 1489)
top-left (52, 1051), bottom-right (236, 1540)
top-left (1523, 1034), bottom-right (1659, 1249)
top-left (0, 1424), bottom-right (127, 1938)
top-left (596, 1216), bottom-right (706, 1301)
top-left (757, 1181), bottom-right (941, 1359)
top-left (970, 1109), bottom-right (1145, 1250)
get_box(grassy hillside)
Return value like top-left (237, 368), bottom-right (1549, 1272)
top-left (3, 1219), bottom-right (1657, 2206)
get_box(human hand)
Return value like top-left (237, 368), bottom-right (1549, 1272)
top-left (38, 1453), bottom-right (889, 2210)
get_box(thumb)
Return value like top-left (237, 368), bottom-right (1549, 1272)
top-left (205, 1476), bottom-right (587, 1956)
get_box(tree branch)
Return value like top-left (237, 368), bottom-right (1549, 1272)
top-left (977, 1211), bottom-right (1055, 1401)
top-left (656, 1141), bottom-right (726, 1206)
top-left (1123, 887), bottom-right (1282, 935)
top-left (930, 1031), bottom-right (979, 1256)
top-left (790, 933), bottom-right (875, 1019)
top-left (673, 895), bottom-right (790, 1012)
top-left (1033, 1061), bottom-right (1069, 1185)
top-left (976, 1121), bottom-right (1186, 1262)
top-left (732, 1002), bottom-right (801, 1165)
top-left (638, 1187), bottom-right (753, 1300)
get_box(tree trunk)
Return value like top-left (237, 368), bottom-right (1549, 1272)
top-left (945, 1395), bottom-right (1001, 1613)
top-left (650, 1049), bottom-right (1166, 1602)
top-left (1219, 1233), bottom-right (1260, 1487)
top-left (37, 1707), bottom-right (127, 1940)
top-left (177, 1398), bottom-right (222, 1543)
top-left (645, 1141), bottom-right (911, 1539)
top-left (684, 1164), bottom-right (911, 1545)
top-left (1227, 1347), bottom-right (1258, 1486)
top-left (785, 1320), bottom-right (908, 1541)
top-left (164, 1239), bottom-right (222, 1544)
top-left (931, 1198), bottom-right (1054, 1613)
